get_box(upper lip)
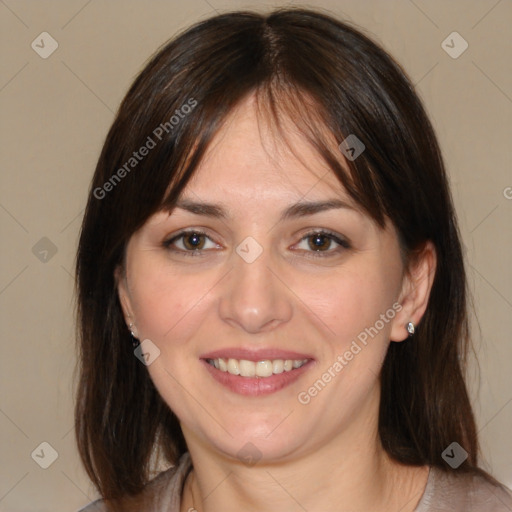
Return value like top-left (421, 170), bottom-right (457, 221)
top-left (201, 348), bottom-right (314, 362)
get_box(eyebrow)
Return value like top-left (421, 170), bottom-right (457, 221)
top-left (174, 198), bottom-right (357, 222)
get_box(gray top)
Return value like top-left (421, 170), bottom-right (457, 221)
top-left (78, 452), bottom-right (512, 511)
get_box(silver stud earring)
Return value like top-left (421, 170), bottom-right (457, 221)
top-left (406, 322), bottom-right (415, 337)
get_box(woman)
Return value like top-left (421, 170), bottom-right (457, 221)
top-left (75, 7), bottom-right (512, 512)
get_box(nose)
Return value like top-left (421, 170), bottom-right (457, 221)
top-left (218, 246), bottom-right (293, 334)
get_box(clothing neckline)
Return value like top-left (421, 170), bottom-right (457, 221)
top-left (174, 454), bottom-right (435, 511)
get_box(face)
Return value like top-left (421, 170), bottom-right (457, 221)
top-left (117, 93), bottom-right (419, 464)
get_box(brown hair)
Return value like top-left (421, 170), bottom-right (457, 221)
top-left (76, 6), bottom-right (486, 504)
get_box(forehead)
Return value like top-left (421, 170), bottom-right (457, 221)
top-left (181, 93), bottom-right (354, 207)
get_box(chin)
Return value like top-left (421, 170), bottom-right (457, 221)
top-left (191, 411), bottom-right (312, 465)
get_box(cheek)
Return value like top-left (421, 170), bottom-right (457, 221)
top-left (126, 262), bottom-right (223, 431)
top-left (294, 266), bottom-right (401, 421)
top-left (295, 263), bottom-right (399, 350)
top-left (127, 260), bottom-right (215, 344)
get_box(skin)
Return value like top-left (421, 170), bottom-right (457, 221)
top-left (117, 93), bottom-right (436, 512)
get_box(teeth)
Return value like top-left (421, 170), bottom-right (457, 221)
top-left (239, 359), bottom-right (256, 377)
top-left (256, 360), bottom-right (273, 377)
top-left (227, 358), bottom-right (240, 375)
top-left (273, 360), bottom-right (284, 374)
top-left (208, 358), bottom-right (308, 377)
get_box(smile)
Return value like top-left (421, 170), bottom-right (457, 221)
top-left (206, 357), bottom-right (309, 378)
top-left (201, 349), bottom-right (314, 396)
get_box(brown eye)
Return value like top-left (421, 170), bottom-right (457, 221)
top-left (294, 230), bottom-right (351, 259)
top-left (308, 233), bottom-right (333, 251)
top-left (182, 232), bottom-right (206, 250)
top-left (163, 230), bottom-right (219, 256)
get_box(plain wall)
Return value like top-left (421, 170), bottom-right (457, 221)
top-left (0, 1), bottom-right (510, 510)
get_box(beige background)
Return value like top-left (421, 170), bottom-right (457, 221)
top-left (0, 0), bottom-right (511, 510)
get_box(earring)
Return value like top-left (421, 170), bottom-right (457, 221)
top-left (128, 322), bottom-right (139, 339)
top-left (406, 321), bottom-right (415, 337)
top-left (128, 322), bottom-right (140, 348)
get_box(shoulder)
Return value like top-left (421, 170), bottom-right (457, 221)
top-left (416, 466), bottom-right (512, 511)
top-left (76, 452), bottom-right (192, 512)
top-left (77, 499), bottom-right (107, 512)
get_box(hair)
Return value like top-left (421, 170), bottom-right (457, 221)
top-left (75, 6), bottom-right (490, 505)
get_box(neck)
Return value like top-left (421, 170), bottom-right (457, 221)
top-left (182, 410), bottom-right (428, 512)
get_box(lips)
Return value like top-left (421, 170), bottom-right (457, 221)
top-left (200, 348), bottom-right (314, 396)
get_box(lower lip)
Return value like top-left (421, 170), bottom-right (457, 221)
top-left (201, 359), bottom-right (313, 396)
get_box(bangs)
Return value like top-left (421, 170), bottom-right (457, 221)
top-left (157, 80), bottom-right (387, 229)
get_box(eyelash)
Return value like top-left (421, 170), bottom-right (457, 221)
top-left (162, 229), bottom-right (216, 258)
top-left (296, 230), bottom-right (351, 259)
top-left (162, 229), bottom-right (351, 259)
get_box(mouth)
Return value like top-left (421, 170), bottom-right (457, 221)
top-left (205, 357), bottom-right (309, 377)
top-left (200, 349), bottom-right (314, 396)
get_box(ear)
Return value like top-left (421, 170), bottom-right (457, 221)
top-left (114, 265), bottom-right (135, 328)
top-left (390, 241), bottom-right (437, 342)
